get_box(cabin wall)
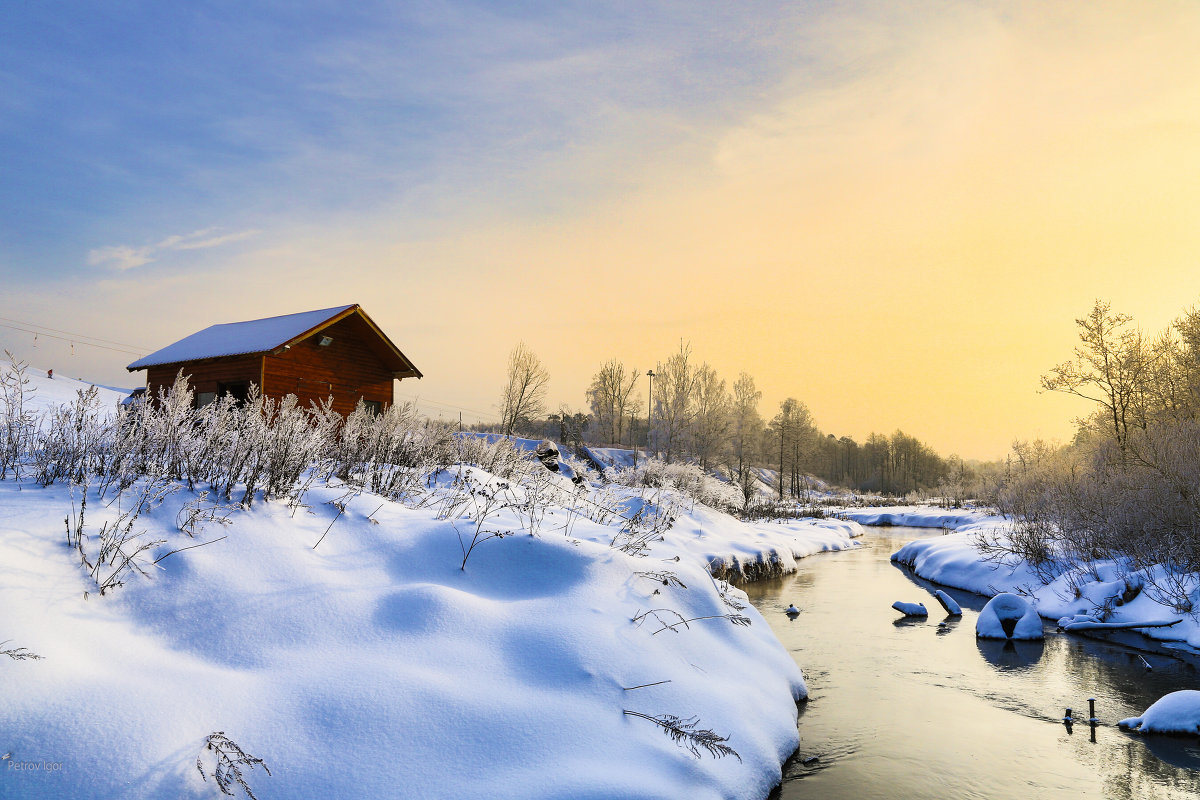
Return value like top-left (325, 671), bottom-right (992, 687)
top-left (261, 315), bottom-right (395, 415)
top-left (145, 356), bottom-right (263, 402)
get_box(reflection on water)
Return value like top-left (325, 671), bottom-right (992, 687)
top-left (976, 637), bottom-right (1046, 671)
top-left (744, 527), bottom-right (1200, 800)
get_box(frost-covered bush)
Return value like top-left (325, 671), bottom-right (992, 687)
top-left (982, 428), bottom-right (1200, 614)
top-left (740, 498), bottom-right (825, 522)
top-left (607, 458), bottom-right (743, 513)
top-left (0, 354), bottom-right (38, 480)
top-left (2, 366), bottom-right (562, 516)
top-left (452, 431), bottom-right (529, 479)
top-left (32, 385), bottom-right (109, 486)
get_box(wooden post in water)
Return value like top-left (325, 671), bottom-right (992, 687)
top-left (1088, 697), bottom-right (1097, 723)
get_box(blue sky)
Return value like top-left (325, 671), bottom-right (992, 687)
top-left (5, 1), bottom-right (1200, 459)
top-left (2, 1), bottom-right (802, 275)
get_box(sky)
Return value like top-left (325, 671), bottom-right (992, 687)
top-left (4, 0), bottom-right (1200, 460)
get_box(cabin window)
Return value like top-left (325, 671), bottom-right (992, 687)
top-left (218, 381), bottom-right (251, 404)
top-left (363, 400), bottom-right (382, 416)
top-left (194, 391), bottom-right (217, 409)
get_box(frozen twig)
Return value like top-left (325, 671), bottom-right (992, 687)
top-left (197, 732), bottom-right (271, 799)
top-left (622, 710), bottom-right (740, 761)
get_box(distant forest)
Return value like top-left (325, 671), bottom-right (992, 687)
top-left (476, 341), bottom-right (956, 499)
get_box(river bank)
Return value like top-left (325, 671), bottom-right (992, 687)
top-left (834, 505), bottom-right (1200, 656)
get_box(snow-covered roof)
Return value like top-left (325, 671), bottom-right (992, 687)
top-left (127, 305), bottom-right (357, 370)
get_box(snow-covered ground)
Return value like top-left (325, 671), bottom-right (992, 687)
top-left (1, 372), bottom-right (863, 799)
top-left (3, 366), bottom-right (130, 414)
top-left (878, 509), bottom-right (1200, 653)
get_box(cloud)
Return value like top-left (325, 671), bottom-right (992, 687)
top-left (86, 244), bottom-right (154, 271)
top-left (88, 228), bottom-right (262, 271)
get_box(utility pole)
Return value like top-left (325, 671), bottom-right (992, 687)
top-left (631, 410), bottom-right (638, 467)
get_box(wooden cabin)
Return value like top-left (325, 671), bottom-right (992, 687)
top-left (126, 304), bottom-right (421, 416)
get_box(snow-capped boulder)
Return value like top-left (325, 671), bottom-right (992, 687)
top-left (892, 601), bottom-right (928, 617)
top-left (976, 593), bottom-right (1042, 640)
top-left (933, 589), bottom-right (962, 616)
top-left (1119, 690), bottom-right (1200, 735)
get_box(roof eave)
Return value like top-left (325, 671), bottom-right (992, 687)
top-left (126, 352), bottom-right (268, 372)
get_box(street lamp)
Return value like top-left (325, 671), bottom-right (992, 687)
top-left (645, 369), bottom-right (655, 460)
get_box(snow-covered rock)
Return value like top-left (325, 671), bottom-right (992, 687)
top-left (976, 593), bottom-right (1043, 640)
top-left (1119, 690), bottom-right (1200, 735)
top-left (892, 601), bottom-right (928, 617)
top-left (933, 589), bottom-right (962, 616)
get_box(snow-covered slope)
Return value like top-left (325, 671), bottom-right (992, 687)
top-left (0, 464), bottom-right (855, 799)
top-left (1, 365), bottom-right (130, 416)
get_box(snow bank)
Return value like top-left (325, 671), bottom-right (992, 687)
top-left (1, 469), bottom-right (818, 799)
top-left (837, 505), bottom-right (1003, 531)
top-left (696, 512), bottom-right (863, 582)
top-left (891, 527), bottom-right (1200, 652)
top-left (1119, 690), bottom-right (1200, 735)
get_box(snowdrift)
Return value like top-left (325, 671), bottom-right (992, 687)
top-left (0, 465), bottom-right (858, 799)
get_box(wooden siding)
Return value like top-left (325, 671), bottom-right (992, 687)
top-left (145, 355), bottom-right (263, 402)
top-left (261, 315), bottom-right (395, 415)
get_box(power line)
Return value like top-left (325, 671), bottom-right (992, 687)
top-left (0, 322), bottom-right (146, 357)
top-left (0, 316), bottom-right (149, 352)
top-left (396, 393), bottom-right (502, 422)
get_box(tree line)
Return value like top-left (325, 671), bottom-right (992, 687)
top-left (487, 340), bottom-right (953, 499)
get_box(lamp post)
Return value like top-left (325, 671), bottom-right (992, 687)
top-left (645, 369), bottom-right (655, 461)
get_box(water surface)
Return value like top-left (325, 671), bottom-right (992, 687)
top-left (743, 526), bottom-right (1200, 800)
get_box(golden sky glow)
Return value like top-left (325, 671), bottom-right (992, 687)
top-left (6, 1), bottom-right (1200, 459)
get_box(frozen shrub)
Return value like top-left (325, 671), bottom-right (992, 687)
top-left (0, 354), bottom-right (37, 481)
top-left (608, 458), bottom-right (743, 513)
top-left (986, 426), bottom-right (1200, 613)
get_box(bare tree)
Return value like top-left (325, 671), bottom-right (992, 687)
top-left (1042, 300), bottom-right (1150, 457)
top-left (728, 372), bottom-right (763, 499)
top-left (690, 364), bottom-right (729, 472)
top-left (499, 342), bottom-right (550, 436)
top-left (769, 398), bottom-right (816, 499)
top-left (652, 342), bottom-right (697, 463)
top-left (586, 360), bottom-right (640, 446)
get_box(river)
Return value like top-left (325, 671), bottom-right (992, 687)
top-left (742, 525), bottom-right (1200, 800)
